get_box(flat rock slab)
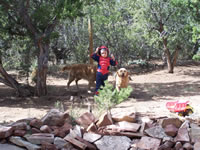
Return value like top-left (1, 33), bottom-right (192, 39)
top-left (136, 136), bottom-right (161, 149)
top-left (95, 135), bottom-right (131, 150)
top-left (0, 143), bottom-right (26, 150)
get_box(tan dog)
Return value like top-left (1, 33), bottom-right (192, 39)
top-left (62, 64), bottom-right (97, 90)
top-left (115, 68), bottom-right (131, 92)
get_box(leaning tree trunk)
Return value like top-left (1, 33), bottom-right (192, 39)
top-left (36, 38), bottom-right (49, 96)
top-left (0, 58), bottom-right (33, 96)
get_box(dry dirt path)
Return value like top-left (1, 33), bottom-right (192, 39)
top-left (0, 64), bottom-right (200, 124)
top-left (112, 65), bottom-right (200, 119)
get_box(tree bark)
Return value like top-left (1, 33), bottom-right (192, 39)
top-left (191, 41), bottom-right (199, 58)
top-left (163, 38), bottom-right (180, 73)
top-left (36, 38), bottom-right (49, 96)
top-left (171, 45), bottom-right (181, 69)
top-left (88, 17), bottom-right (94, 65)
top-left (18, 1), bottom-right (58, 96)
top-left (1, 1), bottom-right (59, 96)
top-left (163, 38), bottom-right (173, 73)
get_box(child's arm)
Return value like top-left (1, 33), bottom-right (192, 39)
top-left (95, 47), bottom-right (99, 54)
top-left (110, 54), bottom-right (118, 66)
top-left (91, 47), bottom-right (100, 62)
top-left (111, 54), bottom-right (115, 61)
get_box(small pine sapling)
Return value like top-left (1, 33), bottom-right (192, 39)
top-left (94, 81), bottom-right (133, 113)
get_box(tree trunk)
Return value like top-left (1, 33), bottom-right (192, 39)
top-left (88, 17), bottom-right (93, 65)
top-left (171, 45), bottom-right (181, 69)
top-left (162, 38), bottom-right (172, 73)
top-left (18, 1), bottom-right (58, 96)
top-left (0, 58), bottom-right (33, 97)
top-left (163, 38), bottom-right (180, 73)
top-left (36, 38), bottom-right (49, 96)
top-left (191, 41), bottom-right (199, 58)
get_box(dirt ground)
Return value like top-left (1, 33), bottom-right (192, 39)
top-left (0, 61), bottom-right (200, 124)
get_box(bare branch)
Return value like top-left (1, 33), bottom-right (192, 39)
top-left (149, 0), bottom-right (159, 23)
top-left (0, 0), bottom-right (11, 10)
top-left (0, 77), bottom-right (12, 87)
top-left (164, 9), bottom-right (175, 24)
top-left (44, 16), bottom-right (58, 38)
top-left (18, 0), bottom-right (39, 36)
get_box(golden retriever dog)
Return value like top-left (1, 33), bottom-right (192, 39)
top-left (62, 64), bottom-right (97, 90)
top-left (115, 68), bottom-right (131, 92)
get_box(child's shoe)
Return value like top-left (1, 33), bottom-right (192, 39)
top-left (95, 91), bottom-right (99, 96)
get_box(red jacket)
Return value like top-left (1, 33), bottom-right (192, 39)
top-left (91, 53), bottom-right (118, 75)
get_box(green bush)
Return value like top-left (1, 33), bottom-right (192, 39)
top-left (94, 81), bottom-right (133, 111)
top-left (192, 54), bottom-right (200, 61)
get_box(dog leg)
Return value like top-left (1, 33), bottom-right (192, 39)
top-left (88, 81), bottom-right (94, 90)
top-left (75, 78), bottom-right (80, 89)
top-left (88, 83), bottom-right (91, 90)
top-left (67, 76), bottom-right (75, 89)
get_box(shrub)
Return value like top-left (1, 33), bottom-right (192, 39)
top-left (128, 59), bottom-right (149, 68)
top-left (192, 54), bottom-right (200, 61)
top-left (94, 81), bottom-right (133, 112)
top-left (54, 101), bottom-right (64, 112)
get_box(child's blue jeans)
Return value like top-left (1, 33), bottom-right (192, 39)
top-left (95, 72), bottom-right (108, 92)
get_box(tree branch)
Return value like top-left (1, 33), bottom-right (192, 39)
top-left (18, 0), bottom-right (39, 37)
top-left (0, 0), bottom-right (11, 10)
top-left (44, 16), bottom-right (59, 38)
top-left (0, 77), bottom-right (12, 87)
top-left (149, 0), bottom-right (159, 23)
top-left (164, 9), bottom-right (175, 24)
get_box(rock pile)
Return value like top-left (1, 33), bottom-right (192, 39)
top-left (0, 109), bottom-right (200, 150)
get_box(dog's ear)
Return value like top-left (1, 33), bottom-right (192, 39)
top-left (117, 70), bottom-right (121, 76)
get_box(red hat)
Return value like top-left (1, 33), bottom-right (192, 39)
top-left (98, 45), bottom-right (109, 55)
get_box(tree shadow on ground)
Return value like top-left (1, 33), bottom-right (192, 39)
top-left (131, 80), bottom-right (200, 101)
top-left (128, 62), bottom-right (200, 101)
top-left (0, 61), bottom-right (200, 112)
top-left (0, 83), bottom-right (95, 111)
top-left (1, 79), bottom-right (199, 110)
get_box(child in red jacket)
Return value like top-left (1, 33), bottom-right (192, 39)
top-left (91, 45), bottom-right (118, 95)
